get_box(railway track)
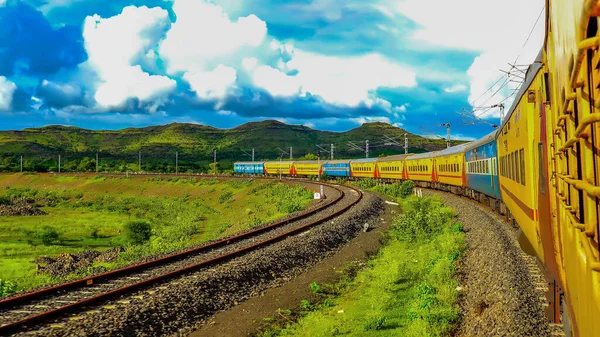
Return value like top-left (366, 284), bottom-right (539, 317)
top-left (0, 178), bottom-right (362, 335)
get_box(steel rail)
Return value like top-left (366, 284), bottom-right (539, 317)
top-left (0, 179), bottom-right (362, 335)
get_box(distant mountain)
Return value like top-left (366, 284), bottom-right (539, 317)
top-left (0, 120), bottom-right (468, 172)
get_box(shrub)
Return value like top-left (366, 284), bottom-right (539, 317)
top-left (392, 196), bottom-right (455, 240)
top-left (300, 299), bottom-right (313, 310)
top-left (35, 226), bottom-right (60, 246)
top-left (0, 279), bottom-right (18, 297)
top-left (124, 220), bottom-right (152, 244)
top-left (354, 178), bottom-right (378, 189)
top-left (218, 191), bottom-right (233, 204)
top-left (309, 281), bottom-right (322, 294)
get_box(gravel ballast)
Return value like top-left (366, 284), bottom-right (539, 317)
top-left (18, 187), bottom-right (383, 337)
top-left (422, 189), bottom-right (558, 337)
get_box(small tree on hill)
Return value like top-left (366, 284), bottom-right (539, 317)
top-left (124, 220), bottom-right (152, 244)
top-left (300, 153), bottom-right (318, 160)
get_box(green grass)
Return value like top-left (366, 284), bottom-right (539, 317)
top-left (0, 174), bottom-right (314, 296)
top-left (257, 195), bottom-right (465, 337)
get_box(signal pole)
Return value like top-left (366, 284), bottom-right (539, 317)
top-left (20, 156), bottom-right (23, 172)
top-left (441, 123), bottom-right (451, 148)
top-left (213, 150), bottom-right (217, 175)
top-left (175, 151), bottom-right (178, 174)
top-left (331, 144), bottom-right (334, 160)
top-left (365, 140), bottom-right (369, 158)
top-left (96, 153), bottom-right (99, 173)
top-left (404, 133), bottom-right (408, 154)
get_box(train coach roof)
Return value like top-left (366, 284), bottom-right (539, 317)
top-left (464, 130), bottom-right (500, 151)
top-left (501, 49), bottom-right (543, 127)
top-left (234, 162), bottom-right (264, 165)
top-left (263, 161), bottom-right (293, 165)
top-left (435, 143), bottom-right (471, 157)
top-left (350, 158), bottom-right (378, 163)
top-left (376, 154), bottom-right (413, 162)
top-left (406, 151), bottom-right (435, 160)
top-left (293, 160), bottom-right (319, 164)
top-left (323, 159), bottom-right (351, 165)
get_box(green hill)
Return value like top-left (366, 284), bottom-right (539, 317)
top-left (0, 120), bottom-right (467, 173)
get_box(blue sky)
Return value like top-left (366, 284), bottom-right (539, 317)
top-left (0, 0), bottom-right (544, 139)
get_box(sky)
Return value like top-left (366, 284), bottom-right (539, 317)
top-left (0, 0), bottom-right (545, 139)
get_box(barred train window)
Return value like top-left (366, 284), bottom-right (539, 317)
top-left (520, 148), bottom-right (526, 186)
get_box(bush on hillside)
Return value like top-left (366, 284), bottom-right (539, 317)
top-left (124, 220), bottom-right (152, 244)
top-left (392, 196), bottom-right (455, 240)
top-left (35, 226), bottom-right (60, 246)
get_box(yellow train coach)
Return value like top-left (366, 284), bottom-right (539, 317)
top-left (264, 161), bottom-right (293, 176)
top-left (292, 161), bottom-right (321, 176)
top-left (376, 154), bottom-right (410, 180)
top-left (405, 152), bottom-right (435, 184)
top-left (434, 144), bottom-right (468, 189)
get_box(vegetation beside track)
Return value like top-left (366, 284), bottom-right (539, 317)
top-left (257, 188), bottom-right (466, 337)
top-left (0, 173), bottom-right (313, 296)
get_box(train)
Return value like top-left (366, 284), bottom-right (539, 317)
top-left (235, 1), bottom-right (600, 335)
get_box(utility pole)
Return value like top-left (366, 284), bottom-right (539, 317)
top-left (138, 151), bottom-right (141, 172)
top-left (58, 154), bottom-right (61, 173)
top-left (290, 147), bottom-right (293, 161)
top-left (252, 148), bottom-right (255, 162)
top-left (279, 153), bottom-right (283, 181)
top-left (491, 103), bottom-right (505, 124)
top-left (20, 156), bottom-right (23, 172)
top-left (441, 123), bottom-right (451, 148)
top-left (96, 153), bottom-right (99, 173)
top-left (365, 140), bottom-right (369, 158)
top-left (175, 151), bottom-right (178, 174)
top-left (331, 144), bottom-right (334, 160)
top-left (404, 133), bottom-right (408, 154)
top-left (317, 150), bottom-right (324, 198)
top-left (213, 149), bottom-right (217, 175)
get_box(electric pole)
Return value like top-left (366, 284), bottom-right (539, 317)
top-left (365, 140), bottom-right (369, 158)
top-left (96, 153), bottom-right (99, 173)
top-left (404, 133), bottom-right (408, 154)
top-left (213, 149), bottom-right (217, 175)
top-left (331, 144), bottom-right (334, 160)
top-left (252, 148), bottom-right (255, 162)
top-left (441, 123), bottom-right (451, 148)
top-left (279, 153), bottom-right (283, 181)
top-left (290, 147), bottom-right (293, 161)
top-left (58, 154), bottom-right (61, 173)
top-left (317, 150), bottom-right (324, 198)
top-left (175, 151), bottom-right (178, 174)
top-left (20, 156), bottom-right (23, 172)
top-left (138, 151), bottom-right (141, 172)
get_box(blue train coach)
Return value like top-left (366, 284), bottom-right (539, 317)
top-left (234, 162), bottom-right (264, 175)
top-left (322, 160), bottom-right (351, 177)
top-left (464, 130), bottom-right (501, 200)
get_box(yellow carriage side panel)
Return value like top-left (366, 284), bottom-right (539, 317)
top-left (377, 160), bottom-right (404, 180)
top-left (405, 157), bottom-right (434, 182)
top-left (264, 161), bottom-right (292, 175)
top-left (350, 160), bottom-right (377, 178)
top-left (294, 162), bottom-right (320, 176)
top-left (436, 153), bottom-right (465, 187)
top-left (547, 0), bottom-right (600, 334)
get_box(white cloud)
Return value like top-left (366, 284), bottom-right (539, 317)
top-left (0, 76), bottom-right (17, 111)
top-left (272, 49), bottom-right (417, 107)
top-left (444, 84), bottom-right (468, 93)
top-left (160, 0), bottom-right (267, 74)
top-left (83, 6), bottom-right (176, 109)
top-left (242, 57), bottom-right (258, 71)
top-left (183, 64), bottom-right (237, 101)
top-left (217, 110), bottom-right (234, 115)
top-left (0, 0), bottom-right (6, 7)
top-left (252, 65), bottom-right (301, 97)
top-left (391, 0), bottom-right (545, 119)
top-left (303, 122), bottom-right (315, 128)
top-left (393, 105), bottom-right (407, 113)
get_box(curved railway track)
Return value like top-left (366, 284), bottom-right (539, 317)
top-left (0, 178), bottom-right (362, 335)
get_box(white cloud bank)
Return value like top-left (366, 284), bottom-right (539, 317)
top-left (0, 76), bottom-right (17, 111)
top-left (83, 6), bottom-right (176, 109)
top-left (391, 0), bottom-right (545, 119)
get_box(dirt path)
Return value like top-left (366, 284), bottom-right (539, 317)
top-left (188, 194), bottom-right (398, 337)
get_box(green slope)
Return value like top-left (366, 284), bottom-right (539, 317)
top-left (0, 120), bottom-right (468, 172)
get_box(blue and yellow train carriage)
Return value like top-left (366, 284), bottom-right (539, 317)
top-left (465, 130), bottom-right (501, 205)
top-left (233, 162), bottom-right (265, 174)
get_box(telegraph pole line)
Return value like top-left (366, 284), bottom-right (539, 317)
top-left (331, 144), bottom-right (334, 160)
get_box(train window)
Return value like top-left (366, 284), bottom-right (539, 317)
top-left (515, 150), bottom-right (520, 184)
top-left (520, 148), bottom-right (526, 186)
top-left (508, 154), bottom-right (512, 180)
top-left (537, 144), bottom-right (544, 192)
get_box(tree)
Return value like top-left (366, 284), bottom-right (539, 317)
top-left (124, 220), bottom-right (152, 244)
top-left (300, 153), bottom-right (318, 160)
top-left (209, 162), bottom-right (220, 174)
top-left (77, 157), bottom-right (96, 172)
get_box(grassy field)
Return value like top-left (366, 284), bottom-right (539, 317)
top-left (258, 183), bottom-right (466, 337)
top-left (0, 173), bottom-right (314, 295)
